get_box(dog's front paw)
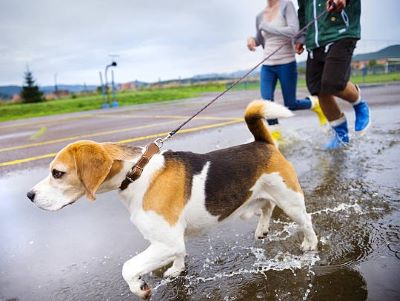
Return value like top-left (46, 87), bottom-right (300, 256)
top-left (255, 227), bottom-right (269, 240)
top-left (140, 281), bottom-right (152, 300)
top-left (301, 239), bottom-right (318, 252)
top-left (255, 231), bottom-right (269, 240)
top-left (128, 277), bottom-right (152, 300)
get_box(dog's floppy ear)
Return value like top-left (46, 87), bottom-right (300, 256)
top-left (73, 143), bottom-right (113, 200)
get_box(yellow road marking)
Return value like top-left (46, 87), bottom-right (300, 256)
top-left (0, 153), bottom-right (57, 166)
top-left (0, 120), bottom-right (182, 153)
top-left (0, 115), bottom-right (238, 153)
top-left (30, 127), bottom-right (47, 140)
top-left (0, 118), bottom-right (243, 167)
top-left (117, 119), bottom-right (243, 144)
top-left (0, 114), bottom-right (94, 130)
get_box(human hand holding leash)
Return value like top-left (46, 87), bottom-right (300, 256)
top-left (327, 0), bottom-right (346, 13)
top-left (295, 42), bottom-right (304, 55)
top-left (247, 37), bottom-right (257, 51)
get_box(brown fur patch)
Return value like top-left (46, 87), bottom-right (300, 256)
top-left (264, 149), bottom-right (302, 193)
top-left (245, 100), bottom-right (274, 144)
top-left (51, 141), bottom-right (139, 201)
top-left (143, 159), bottom-right (190, 225)
top-left (103, 143), bottom-right (142, 161)
top-left (73, 143), bottom-right (113, 200)
top-left (105, 160), bottom-right (124, 181)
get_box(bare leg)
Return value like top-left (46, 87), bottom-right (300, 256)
top-left (255, 200), bottom-right (276, 240)
top-left (335, 82), bottom-right (359, 103)
top-left (318, 93), bottom-right (343, 122)
top-left (319, 82), bottom-right (360, 122)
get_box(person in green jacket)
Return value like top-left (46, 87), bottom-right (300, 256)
top-left (296, 0), bottom-right (370, 149)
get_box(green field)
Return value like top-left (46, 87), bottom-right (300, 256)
top-left (0, 84), bottom-right (226, 122)
top-left (1, 73), bottom-right (399, 122)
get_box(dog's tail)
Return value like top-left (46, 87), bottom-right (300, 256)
top-left (244, 100), bottom-right (294, 145)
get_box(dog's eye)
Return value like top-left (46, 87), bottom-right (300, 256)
top-left (52, 169), bottom-right (66, 179)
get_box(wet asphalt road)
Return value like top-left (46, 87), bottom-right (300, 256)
top-left (0, 85), bottom-right (400, 301)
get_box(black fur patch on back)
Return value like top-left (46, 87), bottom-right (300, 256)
top-left (203, 142), bottom-right (273, 221)
top-left (164, 141), bottom-right (274, 221)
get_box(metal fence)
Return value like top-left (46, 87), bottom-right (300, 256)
top-left (351, 63), bottom-right (400, 76)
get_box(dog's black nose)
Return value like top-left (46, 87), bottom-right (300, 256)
top-left (27, 191), bottom-right (36, 202)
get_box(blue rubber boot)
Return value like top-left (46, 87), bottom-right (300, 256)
top-left (353, 85), bottom-right (371, 135)
top-left (353, 101), bottom-right (370, 134)
top-left (325, 118), bottom-right (350, 150)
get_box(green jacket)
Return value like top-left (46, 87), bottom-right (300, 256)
top-left (298, 0), bottom-right (361, 50)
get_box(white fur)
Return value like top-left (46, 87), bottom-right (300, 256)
top-left (33, 175), bottom-right (84, 211)
top-left (263, 100), bottom-right (295, 119)
top-left (253, 173), bottom-right (318, 250)
top-left (183, 162), bottom-right (219, 234)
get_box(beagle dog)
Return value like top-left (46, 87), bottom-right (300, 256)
top-left (28, 100), bottom-right (318, 299)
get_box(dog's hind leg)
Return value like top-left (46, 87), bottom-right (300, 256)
top-left (255, 200), bottom-right (276, 240)
top-left (122, 240), bottom-right (185, 299)
top-left (274, 193), bottom-right (318, 251)
top-left (261, 175), bottom-right (318, 251)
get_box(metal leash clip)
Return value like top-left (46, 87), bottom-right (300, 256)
top-left (154, 137), bottom-right (165, 149)
top-left (154, 133), bottom-right (172, 149)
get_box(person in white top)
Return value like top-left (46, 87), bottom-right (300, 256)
top-left (247, 0), bottom-right (327, 143)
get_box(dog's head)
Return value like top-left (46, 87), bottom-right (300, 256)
top-left (27, 140), bottom-right (141, 211)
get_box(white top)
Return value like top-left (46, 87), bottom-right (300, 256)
top-left (254, 0), bottom-right (299, 66)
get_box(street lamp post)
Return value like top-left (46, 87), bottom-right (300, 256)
top-left (104, 61), bottom-right (117, 107)
top-left (111, 69), bottom-right (118, 107)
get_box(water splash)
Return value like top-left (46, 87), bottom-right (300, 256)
top-left (152, 202), bottom-right (386, 299)
top-left (311, 203), bottom-right (363, 215)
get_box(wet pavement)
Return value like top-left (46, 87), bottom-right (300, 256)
top-left (1, 85), bottom-right (400, 301)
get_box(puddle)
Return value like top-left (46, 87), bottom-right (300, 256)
top-left (1, 105), bottom-right (400, 301)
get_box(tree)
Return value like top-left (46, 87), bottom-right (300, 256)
top-left (20, 69), bottom-right (44, 103)
top-left (368, 59), bottom-right (377, 68)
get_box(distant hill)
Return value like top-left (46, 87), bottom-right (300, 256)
top-left (0, 86), bottom-right (21, 99)
top-left (40, 84), bottom-right (97, 94)
top-left (191, 69), bottom-right (259, 80)
top-left (172, 45), bottom-right (400, 83)
top-left (0, 84), bottom-right (97, 100)
top-left (297, 45), bottom-right (400, 68)
top-left (352, 44), bottom-right (400, 61)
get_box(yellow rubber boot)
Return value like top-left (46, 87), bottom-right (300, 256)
top-left (270, 124), bottom-right (283, 147)
top-left (309, 96), bottom-right (328, 126)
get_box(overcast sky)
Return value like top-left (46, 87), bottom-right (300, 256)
top-left (1, 0), bottom-right (399, 86)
